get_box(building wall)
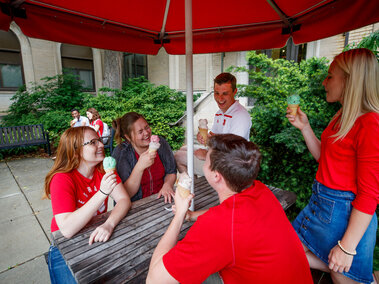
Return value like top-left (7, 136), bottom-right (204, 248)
top-left (306, 23), bottom-right (378, 63)
top-left (0, 22), bottom-right (378, 114)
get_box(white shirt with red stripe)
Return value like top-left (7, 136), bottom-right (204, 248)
top-left (211, 101), bottom-right (251, 140)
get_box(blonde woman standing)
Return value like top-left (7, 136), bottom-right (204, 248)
top-left (287, 48), bottom-right (378, 284)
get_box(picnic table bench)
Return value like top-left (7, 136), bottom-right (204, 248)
top-left (51, 176), bottom-right (296, 283)
top-left (0, 124), bottom-right (51, 155)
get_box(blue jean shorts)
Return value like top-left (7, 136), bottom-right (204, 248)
top-left (292, 180), bottom-right (377, 284)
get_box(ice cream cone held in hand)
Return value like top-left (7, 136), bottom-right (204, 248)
top-left (287, 94), bottom-right (300, 116)
top-left (198, 119), bottom-right (208, 146)
top-left (176, 172), bottom-right (192, 198)
top-left (149, 135), bottom-right (161, 153)
top-left (103, 156), bottom-right (116, 173)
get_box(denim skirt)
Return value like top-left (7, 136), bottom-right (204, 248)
top-left (292, 180), bottom-right (377, 284)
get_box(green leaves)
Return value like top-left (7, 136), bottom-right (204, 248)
top-left (232, 51), bottom-right (340, 211)
top-left (82, 77), bottom-right (190, 150)
top-left (2, 75), bottom-right (190, 151)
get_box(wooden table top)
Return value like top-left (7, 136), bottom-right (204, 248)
top-left (51, 177), bottom-right (296, 283)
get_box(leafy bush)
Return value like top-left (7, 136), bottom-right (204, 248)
top-left (84, 77), bottom-right (194, 150)
top-left (1, 75), bottom-right (191, 157)
top-left (231, 52), bottom-right (340, 210)
top-left (343, 30), bottom-right (379, 62)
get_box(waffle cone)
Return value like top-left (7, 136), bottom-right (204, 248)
top-left (149, 148), bottom-right (158, 153)
top-left (198, 127), bottom-right (208, 146)
top-left (105, 168), bottom-right (115, 173)
top-left (177, 185), bottom-right (191, 198)
top-left (288, 104), bottom-right (299, 116)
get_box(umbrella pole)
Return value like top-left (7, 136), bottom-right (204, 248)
top-left (185, 0), bottom-right (194, 211)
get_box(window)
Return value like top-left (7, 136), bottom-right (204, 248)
top-left (0, 30), bottom-right (24, 90)
top-left (260, 38), bottom-right (307, 62)
top-left (61, 44), bottom-right (95, 91)
top-left (123, 53), bottom-right (147, 80)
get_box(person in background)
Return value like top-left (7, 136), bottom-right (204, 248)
top-left (287, 48), bottom-right (378, 284)
top-left (147, 134), bottom-right (312, 284)
top-left (174, 72), bottom-right (252, 176)
top-left (87, 107), bottom-right (104, 137)
top-left (44, 126), bottom-right (131, 283)
top-left (112, 112), bottom-right (177, 203)
top-left (70, 108), bottom-right (89, 127)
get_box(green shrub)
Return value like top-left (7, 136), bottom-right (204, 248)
top-left (343, 30), bottom-right (379, 62)
top-left (83, 77), bottom-right (196, 150)
top-left (2, 75), bottom-right (192, 156)
top-left (231, 52), bottom-right (340, 210)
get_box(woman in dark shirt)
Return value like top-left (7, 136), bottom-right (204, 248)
top-left (112, 112), bottom-right (177, 203)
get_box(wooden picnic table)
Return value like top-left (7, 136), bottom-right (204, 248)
top-left (51, 177), bottom-right (296, 283)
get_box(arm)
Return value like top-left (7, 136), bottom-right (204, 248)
top-left (194, 149), bottom-right (207, 160)
top-left (286, 107), bottom-right (321, 160)
top-left (147, 190), bottom-right (193, 284)
top-left (186, 209), bottom-right (208, 222)
top-left (157, 173), bottom-right (176, 203)
top-left (70, 119), bottom-right (76, 127)
top-left (328, 208), bottom-right (373, 273)
top-left (89, 181), bottom-right (132, 244)
top-left (123, 150), bottom-right (157, 198)
top-left (54, 172), bottom-right (118, 238)
top-left (93, 124), bottom-right (100, 132)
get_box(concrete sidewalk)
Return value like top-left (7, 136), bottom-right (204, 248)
top-left (0, 157), bottom-right (53, 284)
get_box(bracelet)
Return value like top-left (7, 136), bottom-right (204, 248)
top-left (99, 189), bottom-right (110, 196)
top-left (337, 240), bottom-right (357, 256)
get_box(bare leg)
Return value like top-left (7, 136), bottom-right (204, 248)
top-left (330, 271), bottom-right (362, 284)
top-left (302, 243), bottom-right (367, 284)
top-left (174, 149), bottom-right (188, 173)
top-left (301, 243), bottom-right (330, 273)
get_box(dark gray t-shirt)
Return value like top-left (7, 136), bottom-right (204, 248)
top-left (112, 136), bottom-right (176, 201)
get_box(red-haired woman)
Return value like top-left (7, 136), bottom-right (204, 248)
top-left (87, 107), bottom-right (104, 137)
top-left (44, 126), bottom-right (131, 283)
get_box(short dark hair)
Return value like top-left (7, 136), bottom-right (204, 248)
top-left (208, 134), bottom-right (261, 193)
top-left (214, 72), bottom-right (237, 91)
top-left (71, 108), bottom-right (79, 113)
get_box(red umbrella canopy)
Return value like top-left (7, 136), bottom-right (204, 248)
top-left (0, 0), bottom-right (378, 54)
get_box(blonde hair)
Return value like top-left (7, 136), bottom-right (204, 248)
top-left (332, 48), bottom-right (379, 140)
top-left (43, 126), bottom-right (103, 199)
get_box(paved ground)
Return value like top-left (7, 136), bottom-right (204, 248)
top-left (0, 157), bottom-right (53, 283)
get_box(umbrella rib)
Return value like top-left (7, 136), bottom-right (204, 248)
top-left (25, 0), bottom-right (159, 36)
top-left (266, 0), bottom-right (291, 26)
top-left (159, 0), bottom-right (171, 40)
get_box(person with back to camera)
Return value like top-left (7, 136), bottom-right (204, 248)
top-left (174, 72), bottom-right (252, 176)
top-left (147, 134), bottom-right (313, 284)
top-left (44, 126), bottom-right (131, 283)
top-left (87, 107), bottom-right (104, 137)
top-left (111, 112), bottom-right (177, 203)
top-left (286, 48), bottom-right (379, 284)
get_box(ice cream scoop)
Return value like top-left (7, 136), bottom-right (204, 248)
top-left (176, 172), bottom-right (192, 198)
top-left (198, 119), bottom-right (208, 146)
top-left (103, 156), bottom-right (116, 173)
top-left (149, 135), bottom-right (161, 153)
top-left (287, 94), bottom-right (300, 116)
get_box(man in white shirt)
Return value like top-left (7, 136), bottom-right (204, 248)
top-left (70, 109), bottom-right (89, 127)
top-left (175, 73), bottom-right (251, 175)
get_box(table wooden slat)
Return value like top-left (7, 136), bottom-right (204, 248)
top-left (51, 177), bottom-right (296, 283)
